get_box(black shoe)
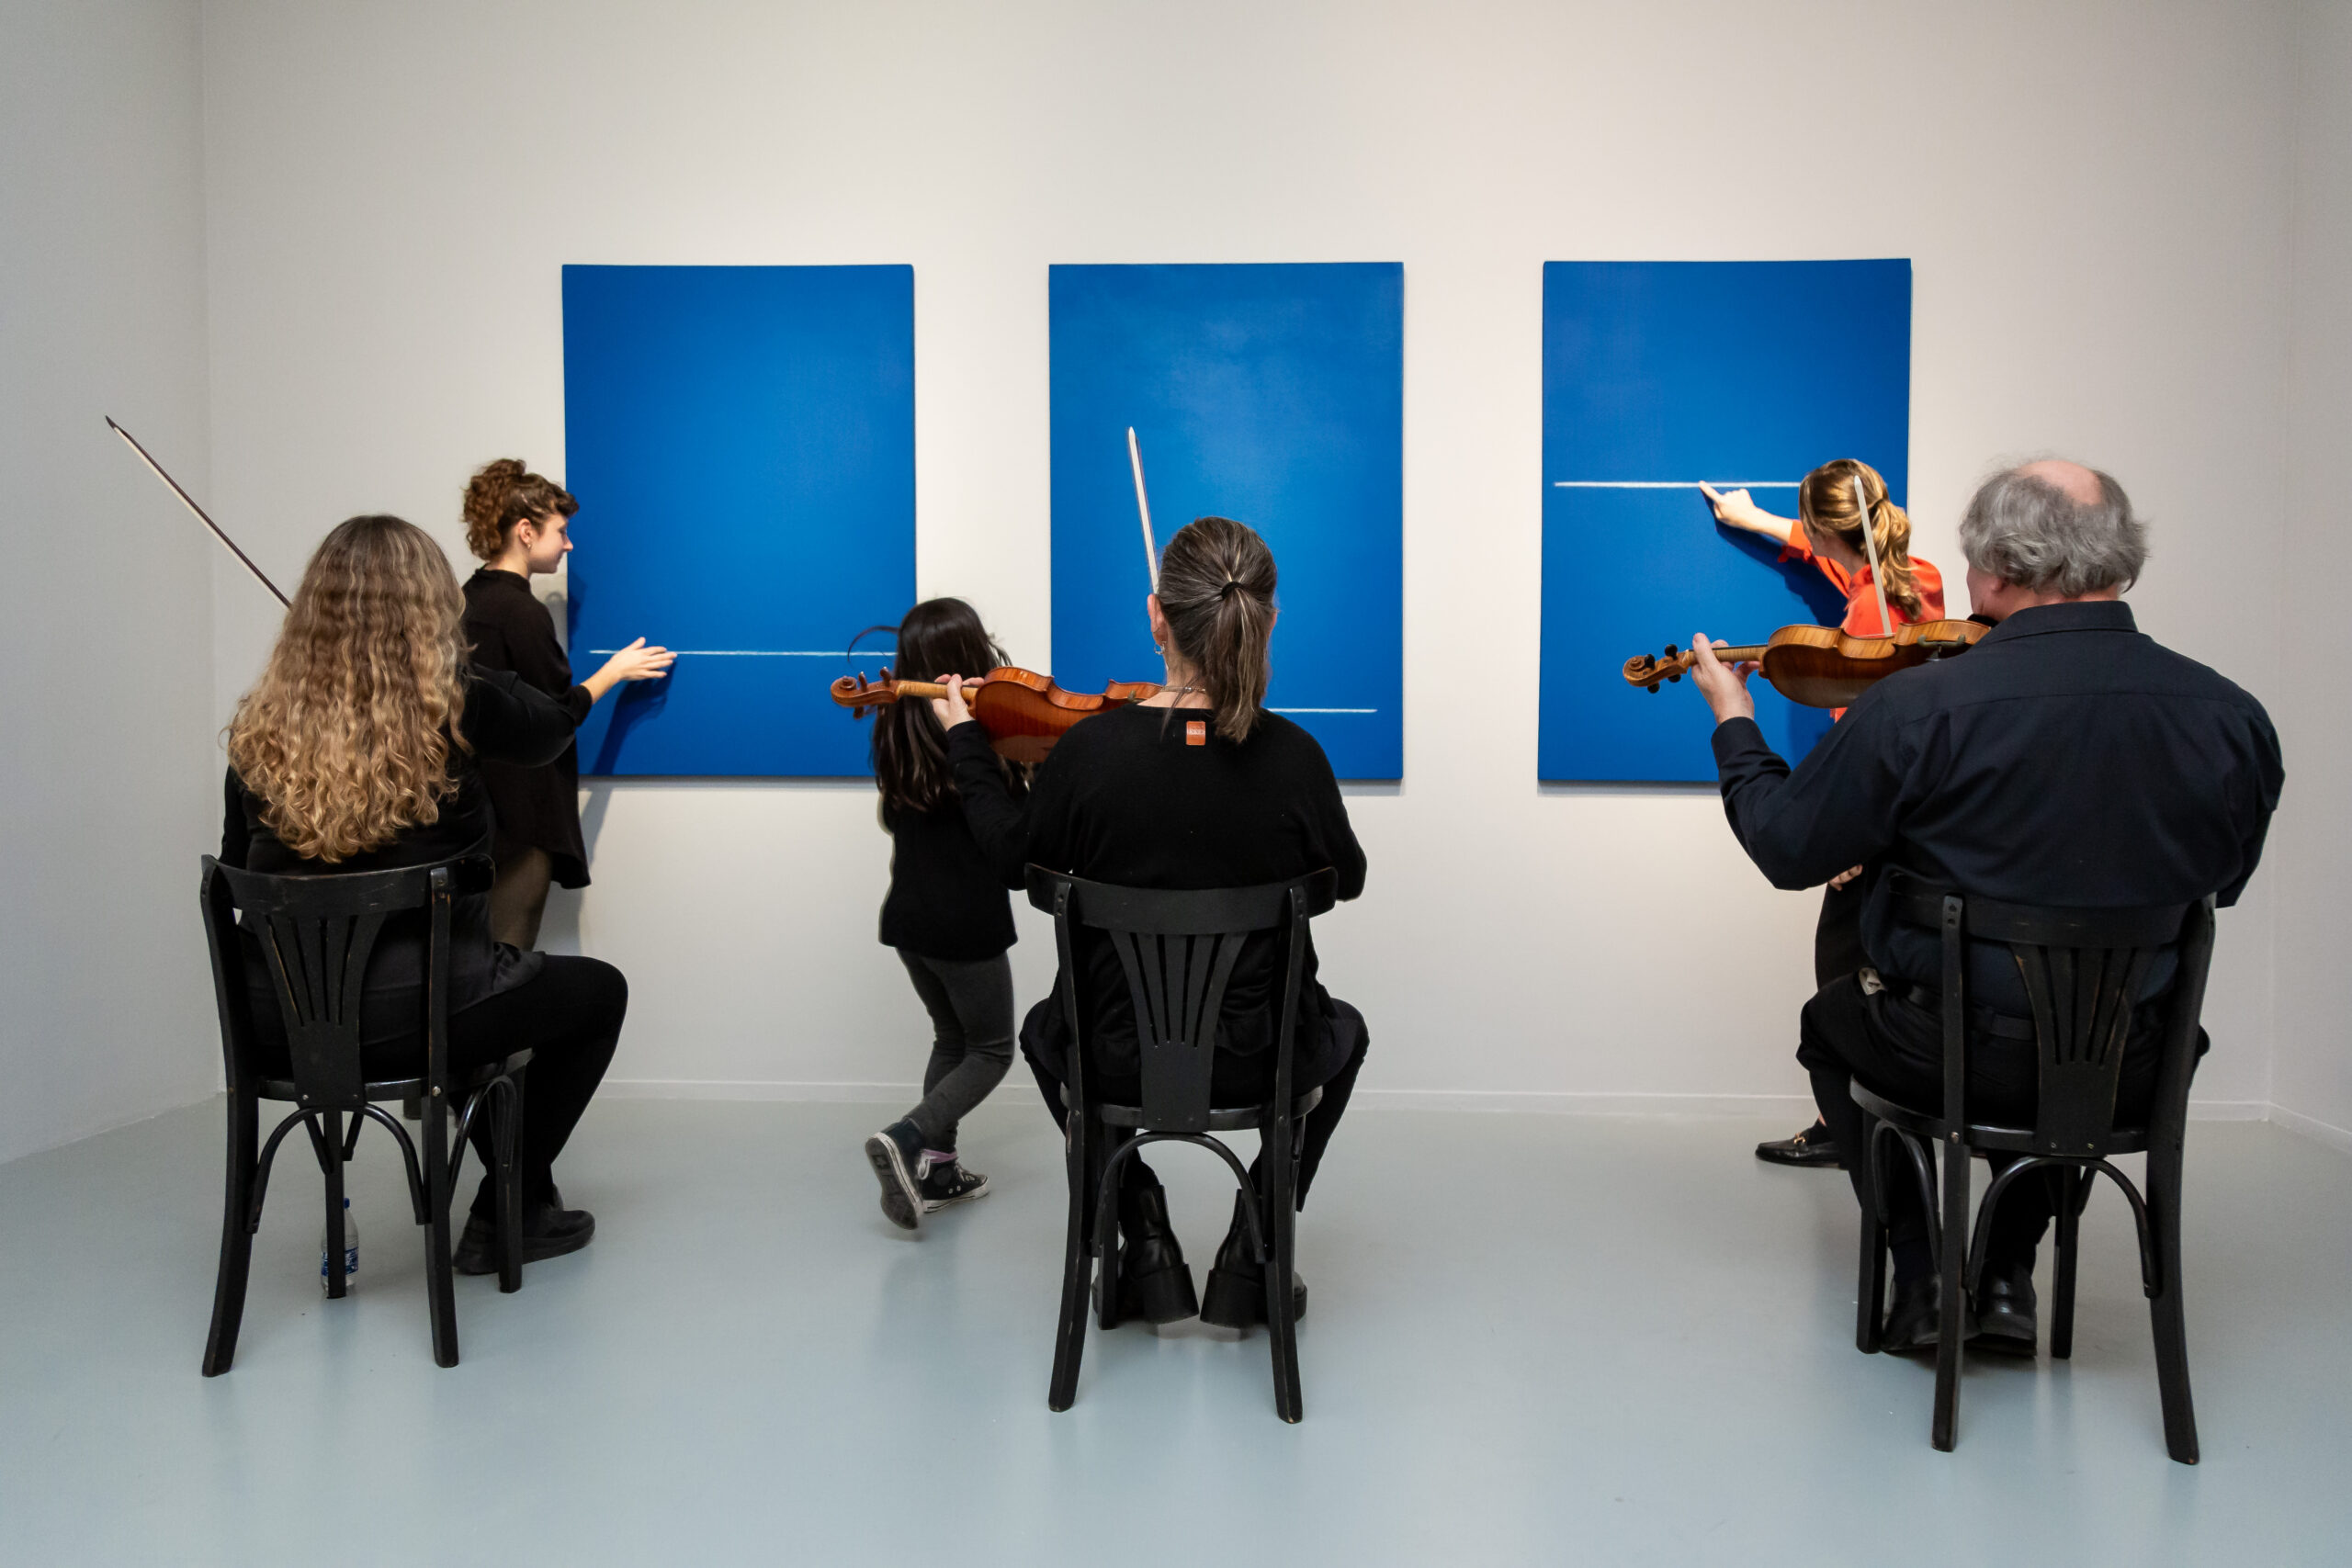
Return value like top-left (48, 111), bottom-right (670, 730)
top-left (1972, 1257), bottom-right (2039, 1356)
top-left (452, 1201), bottom-right (595, 1275)
top-left (1110, 1174), bottom-right (1197, 1325)
top-left (918, 1157), bottom-right (990, 1213)
top-left (1880, 1276), bottom-right (1974, 1355)
top-left (863, 1119), bottom-right (926, 1233)
top-left (1199, 1195), bottom-right (1307, 1329)
top-left (1756, 1119), bottom-right (1843, 1169)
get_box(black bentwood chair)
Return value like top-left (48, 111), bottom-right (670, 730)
top-left (198, 854), bottom-right (531, 1372)
top-left (1852, 872), bottom-right (2218, 1462)
top-left (1028, 864), bottom-right (1340, 1423)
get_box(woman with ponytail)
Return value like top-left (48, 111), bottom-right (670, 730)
top-left (459, 459), bottom-right (673, 949)
top-left (1702, 459), bottom-right (1947, 1172)
top-left (944, 517), bottom-right (1370, 1331)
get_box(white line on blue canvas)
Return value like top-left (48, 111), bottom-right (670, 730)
top-left (586, 649), bottom-right (896, 658)
top-left (1271, 707), bottom-right (1378, 715)
top-left (1551, 480), bottom-right (1801, 489)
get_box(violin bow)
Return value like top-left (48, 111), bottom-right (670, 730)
top-left (1853, 471), bottom-right (1893, 637)
top-left (106, 416), bottom-right (289, 606)
top-left (1125, 426), bottom-right (1159, 593)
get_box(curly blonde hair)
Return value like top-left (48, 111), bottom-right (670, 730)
top-left (462, 457), bottom-right (576, 562)
top-left (1798, 458), bottom-right (1924, 617)
top-left (227, 515), bottom-right (469, 863)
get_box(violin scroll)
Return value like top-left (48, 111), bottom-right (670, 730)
top-left (1622, 643), bottom-right (1689, 694)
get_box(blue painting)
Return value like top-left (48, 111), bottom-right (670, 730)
top-left (1539, 260), bottom-right (1912, 783)
top-left (1049, 263), bottom-right (1404, 780)
top-left (561, 264), bottom-right (914, 776)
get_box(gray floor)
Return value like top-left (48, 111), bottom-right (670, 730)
top-left (2, 1099), bottom-right (2347, 1567)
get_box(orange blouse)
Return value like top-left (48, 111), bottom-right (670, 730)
top-left (1781, 517), bottom-right (1945, 635)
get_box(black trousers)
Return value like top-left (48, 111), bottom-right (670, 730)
top-left (1021, 998), bottom-right (1370, 1209)
top-left (254, 955), bottom-right (626, 1218)
top-left (1798, 973), bottom-right (2192, 1277)
top-left (895, 949), bottom-right (1016, 1151)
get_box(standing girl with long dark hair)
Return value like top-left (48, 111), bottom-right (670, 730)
top-left (858, 598), bottom-right (1024, 1233)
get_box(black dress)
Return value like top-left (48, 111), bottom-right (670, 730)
top-left (461, 569), bottom-right (595, 887)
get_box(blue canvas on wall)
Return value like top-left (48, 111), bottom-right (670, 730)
top-left (1049, 263), bottom-right (1404, 780)
top-left (1539, 260), bottom-right (1912, 783)
top-left (561, 264), bottom-right (914, 776)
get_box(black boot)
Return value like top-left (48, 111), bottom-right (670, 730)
top-left (1199, 1192), bottom-right (1307, 1329)
top-left (1109, 1166), bottom-right (1197, 1325)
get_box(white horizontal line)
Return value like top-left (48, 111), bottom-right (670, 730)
top-left (585, 649), bottom-right (892, 657)
top-left (1552, 480), bottom-right (1801, 489)
top-left (1271, 707), bottom-right (1377, 715)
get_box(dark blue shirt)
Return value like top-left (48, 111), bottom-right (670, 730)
top-left (1710, 601), bottom-right (2283, 1011)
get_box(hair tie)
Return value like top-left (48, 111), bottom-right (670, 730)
top-left (1218, 578), bottom-right (1243, 598)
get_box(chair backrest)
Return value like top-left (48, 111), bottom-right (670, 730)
top-left (199, 855), bottom-right (472, 1109)
top-left (1026, 866), bottom-right (1339, 1132)
top-left (1888, 871), bottom-right (2214, 1155)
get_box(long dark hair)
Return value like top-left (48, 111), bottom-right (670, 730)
top-left (869, 597), bottom-right (1008, 816)
top-left (1158, 516), bottom-right (1277, 742)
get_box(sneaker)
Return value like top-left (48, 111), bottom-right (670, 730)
top-left (919, 1158), bottom-right (990, 1213)
top-left (863, 1119), bottom-right (926, 1233)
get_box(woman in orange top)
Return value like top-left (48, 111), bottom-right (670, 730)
top-left (1702, 458), bottom-right (1944, 1172)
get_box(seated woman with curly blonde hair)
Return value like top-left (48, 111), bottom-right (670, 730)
top-left (220, 513), bottom-right (630, 1273)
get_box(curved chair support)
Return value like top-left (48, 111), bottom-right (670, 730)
top-left (1965, 1153), bottom-right (2155, 1299)
top-left (1092, 1131), bottom-right (1268, 1276)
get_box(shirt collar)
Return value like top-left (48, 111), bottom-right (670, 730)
top-left (470, 567), bottom-right (529, 591)
top-left (1979, 599), bottom-right (2137, 644)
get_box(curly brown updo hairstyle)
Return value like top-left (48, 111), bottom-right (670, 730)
top-left (1157, 515), bottom-right (1277, 743)
top-left (462, 457), bottom-right (577, 562)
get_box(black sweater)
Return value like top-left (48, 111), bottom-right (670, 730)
top-left (879, 795), bottom-right (1018, 961)
top-left (949, 704), bottom-right (1366, 1080)
top-left (461, 569), bottom-right (596, 886)
top-left (220, 668), bottom-right (582, 1039)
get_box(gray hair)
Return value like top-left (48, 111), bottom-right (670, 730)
top-left (1957, 463), bottom-right (2147, 596)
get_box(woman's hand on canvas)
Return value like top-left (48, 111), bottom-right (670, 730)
top-left (582, 637), bottom-right (674, 702)
top-left (1699, 483), bottom-right (1795, 546)
top-left (1690, 635), bottom-right (1757, 726)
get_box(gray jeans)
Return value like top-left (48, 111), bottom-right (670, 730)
top-left (896, 950), bottom-right (1016, 1152)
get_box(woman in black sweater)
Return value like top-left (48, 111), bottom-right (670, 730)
top-left (858, 599), bottom-right (1024, 1232)
top-left (221, 513), bottom-right (630, 1274)
top-left (944, 516), bottom-right (1369, 1329)
top-left (459, 459), bottom-right (673, 949)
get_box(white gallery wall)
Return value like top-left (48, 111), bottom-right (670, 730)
top-left (188, 0), bottom-right (2310, 1116)
top-left (0, 0), bottom-right (220, 1162)
top-left (2272, 0), bottom-right (2352, 1148)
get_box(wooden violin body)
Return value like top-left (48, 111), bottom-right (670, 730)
top-left (1622, 619), bottom-right (1988, 709)
top-left (831, 666), bottom-right (1163, 763)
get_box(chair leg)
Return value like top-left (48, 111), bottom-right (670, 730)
top-left (422, 1090), bottom-right (460, 1368)
top-left (2146, 1156), bottom-right (2200, 1464)
top-left (1265, 1172), bottom-right (1303, 1424)
top-left (201, 1089), bottom-right (261, 1376)
top-left (321, 1111), bottom-right (348, 1302)
top-left (496, 1076), bottom-right (524, 1295)
top-left (1930, 1134), bottom-right (1970, 1451)
top-left (1856, 1119), bottom-right (1889, 1354)
top-left (2051, 1169), bottom-right (2086, 1360)
top-left (1047, 1122), bottom-right (1093, 1413)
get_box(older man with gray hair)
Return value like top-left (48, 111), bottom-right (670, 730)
top-left (1687, 458), bottom-right (2282, 1357)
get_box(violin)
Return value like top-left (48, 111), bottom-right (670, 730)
top-left (831, 667), bottom-right (1164, 763)
top-left (1622, 620), bottom-right (1988, 709)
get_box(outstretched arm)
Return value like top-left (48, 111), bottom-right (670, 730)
top-left (1700, 483), bottom-right (1796, 547)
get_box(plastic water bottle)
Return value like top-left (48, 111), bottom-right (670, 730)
top-left (319, 1198), bottom-right (358, 1292)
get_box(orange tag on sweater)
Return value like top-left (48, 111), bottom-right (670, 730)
top-left (1185, 720), bottom-right (1207, 746)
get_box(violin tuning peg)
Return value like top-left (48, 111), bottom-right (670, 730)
top-left (1668, 672), bottom-right (1681, 684)
top-left (1665, 643), bottom-right (1679, 658)
top-left (1645, 682), bottom-right (1660, 694)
